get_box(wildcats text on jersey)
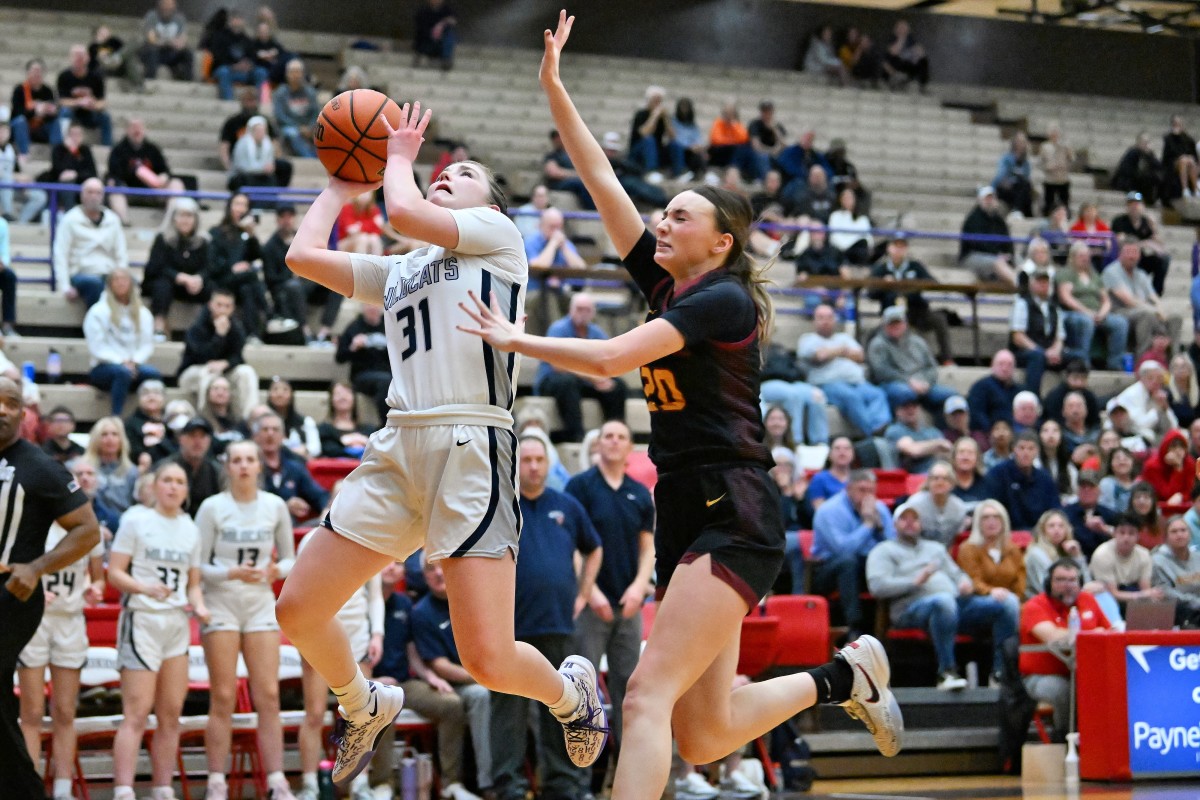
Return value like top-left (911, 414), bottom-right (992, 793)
top-left (143, 547), bottom-right (192, 565)
top-left (384, 256), bottom-right (460, 309)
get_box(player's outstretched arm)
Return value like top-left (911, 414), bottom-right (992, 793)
top-left (381, 102), bottom-right (461, 249)
top-left (539, 10), bottom-right (645, 258)
top-left (286, 178), bottom-right (374, 297)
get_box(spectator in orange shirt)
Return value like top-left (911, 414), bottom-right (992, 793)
top-left (706, 100), bottom-right (755, 180)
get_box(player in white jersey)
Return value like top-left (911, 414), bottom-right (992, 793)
top-left (106, 462), bottom-right (207, 800)
top-left (195, 441), bottom-right (297, 800)
top-left (294, 526), bottom-right (384, 800)
top-left (16, 506), bottom-right (105, 800)
top-left (279, 101), bottom-right (607, 790)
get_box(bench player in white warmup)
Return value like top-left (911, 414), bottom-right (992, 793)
top-left (279, 101), bottom-right (607, 790)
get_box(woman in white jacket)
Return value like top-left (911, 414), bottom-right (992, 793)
top-left (84, 266), bottom-right (162, 415)
top-left (228, 115), bottom-right (280, 193)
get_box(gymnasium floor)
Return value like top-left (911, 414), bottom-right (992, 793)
top-left (799, 776), bottom-right (1196, 799)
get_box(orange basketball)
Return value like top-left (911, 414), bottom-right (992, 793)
top-left (313, 89), bottom-right (403, 182)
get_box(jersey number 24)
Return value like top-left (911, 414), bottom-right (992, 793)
top-left (640, 367), bottom-right (686, 412)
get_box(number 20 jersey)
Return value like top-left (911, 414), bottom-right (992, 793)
top-left (348, 207), bottom-right (527, 428)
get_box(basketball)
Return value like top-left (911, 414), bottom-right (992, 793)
top-left (313, 89), bottom-right (404, 182)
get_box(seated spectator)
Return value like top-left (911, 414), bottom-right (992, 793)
top-left (273, 59), bottom-right (319, 158)
top-left (867, 501), bottom-right (1013, 691)
top-left (543, 129), bottom-right (594, 211)
top-left (318, 381), bottom-right (374, 458)
top-left (1039, 124), bottom-right (1074, 215)
top-left (35, 120), bottom-right (97, 216)
top-left (210, 10), bottom-right (267, 101)
top-left (671, 97), bottom-right (706, 180)
top-left (251, 20), bottom-right (289, 84)
top-left (176, 288), bottom-right (259, 422)
top-left (1186, 485), bottom-right (1200, 545)
top-left (1152, 515), bottom-right (1200, 627)
top-left (8, 58), bottom-right (62, 155)
top-left (984, 431), bottom-right (1061, 530)
top-left (805, 435), bottom-right (855, 510)
top-left (142, 197), bottom-right (209, 339)
top-left (952, 437), bottom-right (989, 506)
top-left (1168, 354), bottom-right (1199, 427)
top-left (513, 184), bottom-right (549, 239)
top-left (67, 456), bottom-right (120, 542)
top-left (812, 469), bottom-right (895, 642)
top-left (413, 0), bottom-right (458, 70)
top-left (57, 44), bottom-right (113, 146)
top-left (209, 192), bottom-right (268, 342)
top-left (1089, 512), bottom-right (1163, 609)
top-left (804, 25), bottom-right (848, 84)
top-left (0, 120), bottom-right (48, 224)
top-left (1011, 391), bottom-right (1041, 435)
top-left (747, 101), bottom-right (787, 182)
top-left (1112, 192), bottom-right (1170, 295)
top-left (83, 415), bottom-right (139, 514)
top-left (776, 130), bottom-right (831, 195)
top-left (199, 375), bottom-right (248, 456)
top-left (523, 206), bottom-right (584, 334)
top-left (798, 303), bottom-right (891, 437)
top-left (1009, 267), bottom-right (1080, 394)
top-left (1162, 115), bottom-right (1198, 200)
top-left (1019, 558), bottom-right (1112, 741)
top-left (866, 305), bottom-right (958, 413)
top-left (956, 498), bottom-right (1024, 619)
top-left (1060, 391), bottom-right (1098, 453)
top-left (982, 418), bottom-right (1014, 471)
top-left (90, 22), bottom-right (144, 92)
top-left (905, 460), bottom-right (968, 546)
top-left (42, 405), bottom-right (85, 464)
top-left (255, 411), bottom-right (329, 524)
top-left (967, 350), bottom-right (1020, 434)
top-left (1056, 242), bottom-right (1128, 371)
top-left (0, 221), bottom-right (15, 338)
top-left (140, 0), bottom-right (194, 81)
top-left (993, 132), bottom-right (1033, 218)
top-left (52, 178), bottom-right (127, 307)
top-left (792, 226), bottom-right (847, 309)
top-left (1043, 358), bottom-right (1101, 429)
top-left (706, 100), bottom-right (755, 178)
top-left (838, 27), bottom-right (883, 86)
top-left (791, 164), bottom-right (836, 223)
top-left (373, 561), bottom-right (484, 800)
top-left (885, 397), bottom-right (953, 475)
top-left (218, 87), bottom-right (293, 187)
top-left (336, 65), bottom-right (376, 94)
top-left (1099, 445), bottom-right (1137, 513)
top-left (827, 187), bottom-right (872, 266)
top-left (1064, 469), bottom-right (1117, 558)
top-left (628, 85), bottom-right (684, 179)
top-left (942, 396), bottom-right (987, 450)
top-left (1037, 204), bottom-right (1073, 265)
top-left (265, 205), bottom-right (342, 344)
top-left (336, 304), bottom-right (390, 423)
top-left (827, 137), bottom-right (871, 214)
top-left (1129, 480), bottom-right (1166, 549)
top-left (1111, 132), bottom-right (1162, 206)
top-left (228, 116), bottom-right (282, 195)
top-left (762, 405), bottom-right (797, 452)
top-left (1104, 240), bottom-right (1181, 354)
top-left (1136, 324), bottom-right (1173, 375)
top-left (1038, 419), bottom-right (1077, 500)
top-left (1112, 360), bottom-right (1178, 444)
top-left (1069, 201), bottom-right (1113, 268)
top-left (84, 267), bottom-right (161, 416)
top-left (1018, 237), bottom-right (1056, 287)
top-left (124, 379), bottom-right (174, 464)
top-left (599, 131), bottom-right (668, 208)
top-left (1141, 428), bottom-right (1194, 504)
top-left (1025, 509), bottom-right (1098, 600)
top-left (431, 142), bottom-right (470, 182)
top-left (265, 377), bottom-right (319, 460)
top-left (105, 118), bottom-right (182, 225)
top-left (337, 191), bottom-right (385, 257)
top-left (882, 19), bottom-right (929, 90)
top-left (959, 186), bottom-right (1015, 283)
top-left (534, 293), bottom-right (627, 444)
top-left (759, 343), bottom-right (828, 446)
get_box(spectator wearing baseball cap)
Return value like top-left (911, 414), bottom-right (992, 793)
top-left (1042, 358), bottom-right (1102, 431)
top-left (1063, 469), bottom-right (1119, 559)
top-left (940, 394), bottom-right (987, 451)
top-left (163, 415), bottom-right (224, 516)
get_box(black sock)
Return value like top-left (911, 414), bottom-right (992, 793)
top-left (805, 655), bottom-right (855, 704)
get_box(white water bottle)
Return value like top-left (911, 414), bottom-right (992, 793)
top-left (1068, 606), bottom-right (1081, 644)
top-left (1064, 731), bottom-right (1080, 785)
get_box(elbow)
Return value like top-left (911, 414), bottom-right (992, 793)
top-left (594, 346), bottom-right (627, 379)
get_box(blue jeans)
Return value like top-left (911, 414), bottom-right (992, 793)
top-left (784, 530), bottom-right (805, 593)
top-left (630, 135), bottom-right (687, 176)
top-left (281, 125), bottom-right (316, 158)
top-left (9, 114), bottom-right (62, 154)
top-left (1063, 310), bottom-right (1129, 371)
top-left (881, 381), bottom-right (957, 414)
top-left (213, 64), bottom-right (269, 101)
top-left (819, 380), bottom-right (892, 437)
top-left (1015, 345), bottom-right (1087, 395)
top-left (89, 362), bottom-right (163, 416)
top-left (70, 274), bottom-right (106, 307)
top-left (813, 553), bottom-right (868, 630)
top-left (896, 592), bottom-right (1018, 673)
top-left (760, 379), bottom-right (829, 445)
top-left (59, 108), bottom-right (112, 146)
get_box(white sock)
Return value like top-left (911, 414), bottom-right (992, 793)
top-left (152, 786), bottom-right (176, 800)
top-left (53, 778), bottom-right (72, 798)
top-left (351, 772), bottom-right (369, 790)
top-left (267, 770), bottom-right (287, 788)
top-left (331, 668), bottom-right (372, 715)
top-left (113, 788), bottom-right (136, 800)
top-left (547, 671), bottom-right (580, 718)
top-left (208, 773), bottom-right (227, 787)
top-left (302, 772), bottom-right (318, 791)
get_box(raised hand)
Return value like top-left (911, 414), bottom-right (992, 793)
top-left (457, 290), bottom-right (526, 351)
top-left (538, 9), bottom-right (575, 89)
top-left (381, 101), bottom-right (433, 162)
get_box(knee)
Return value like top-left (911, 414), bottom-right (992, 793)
top-left (51, 693), bottom-right (77, 723)
top-left (932, 594), bottom-right (958, 622)
top-left (454, 644), bottom-right (508, 691)
top-left (208, 683), bottom-right (238, 715)
top-left (274, 590), bottom-right (309, 637)
top-left (621, 673), bottom-right (671, 734)
top-left (252, 681), bottom-right (281, 713)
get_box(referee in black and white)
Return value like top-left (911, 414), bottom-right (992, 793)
top-left (0, 377), bottom-right (100, 798)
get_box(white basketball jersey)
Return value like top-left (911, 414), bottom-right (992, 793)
top-left (195, 491), bottom-right (294, 587)
top-left (349, 207), bottom-right (526, 427)
top-left (111, 508), bottom-right (201, 612)
top-left (39, 523), bottom-right (104, 616)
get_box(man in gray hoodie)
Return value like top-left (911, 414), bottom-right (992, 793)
top-left (867, 501), bottom-right (1015, 690)
top-left (866, 306), bottom-right (958, 414)
top-left (1152, 516), bottom-right (1200, 627)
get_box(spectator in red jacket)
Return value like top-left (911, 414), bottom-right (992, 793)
top-left (1140, 428), bottom-right (1195, 504)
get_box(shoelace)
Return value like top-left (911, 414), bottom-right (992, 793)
top-left (563, 701), bottom-right (611, 743)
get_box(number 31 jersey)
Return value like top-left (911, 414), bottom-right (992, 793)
top-left (348, 207), bottom-right (527, 428)
top-left (111, 507), bottom-right (201, 612)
